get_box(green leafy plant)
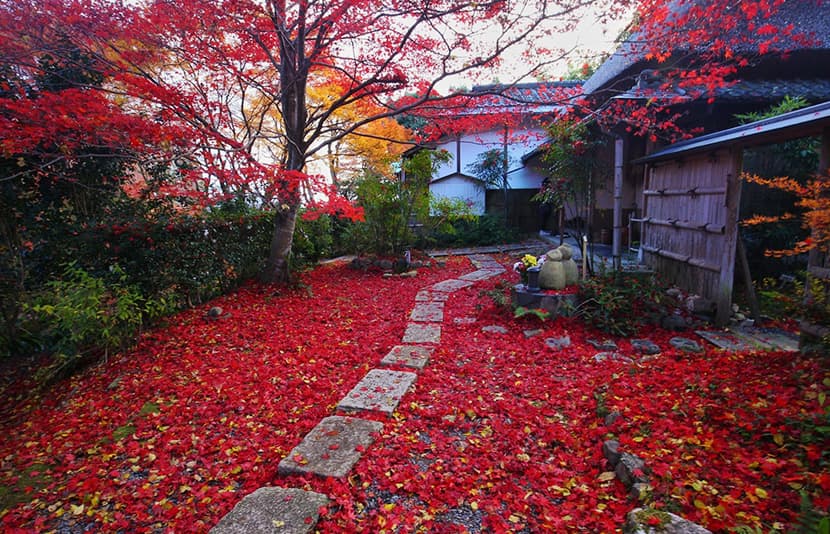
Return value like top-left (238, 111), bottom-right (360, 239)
top-left (573, 270), bottom-right (665, 336)
top-left (513, 306), bottom-right (550, 321)
top-left (30, 263), bottom-right (169, 382)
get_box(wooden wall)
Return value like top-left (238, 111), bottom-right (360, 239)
top-left (641, 149), bottom-right (741, 323)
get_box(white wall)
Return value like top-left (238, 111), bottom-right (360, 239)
top-left (432, 127), bottom-right (548, 191)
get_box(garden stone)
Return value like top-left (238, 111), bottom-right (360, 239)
top-left (670, 337), bottom-right (703, 353)
top-left (624, 508), bottom-right (712, 534)
top-left (482, 325), bottom-right (509, 334)
top-left (661, 313), bottom-right (688, 331)
top-left (631, 339), bottom-right (661, 355)
top-left (403, 323), bottom-right (441, 344)
top-left (380, 345), bottom-right (434, 369)
top-left (210, 487), bottom-right (329, 534)
top-left (588, 338), bottom-right (618, 351)
top-left (604, 411), bottom-right (623, 427)
top-left (523, 329), bottom-right (543, 338)
top-left (378, 259), bottom-right (394, 270)
top-left (278, 416), bottom-right (382, 478)
top-left (602, 439), bottom-right (621, 466)
top-left (431, 279), bottom-right (474, 292)
top-left (453, 317), bottom-right (477, 325)
top-left (615, 452), bottom-right (648, 488)
top-left (415, 290), bottom-right (450, 302)
top-left (409, 302), bottom-right (444, 322)
top-left (593, 352), bottom-right (634, 364)
top-left (337, 369), bottom-right (417, 414)
top-left (459, 269), bottom-right (503, 281)
top-left (545, 336), bottom-right (571, 350)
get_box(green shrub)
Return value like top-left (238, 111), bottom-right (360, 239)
top-left (573, 270), bottom-right (665, 336)
top-left (30, 263), bottom-right (171, 382)
top-left (419, 214), bottom-right (518, 248)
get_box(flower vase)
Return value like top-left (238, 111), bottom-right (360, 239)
top-left (526, 266), bottom-right (541, 292)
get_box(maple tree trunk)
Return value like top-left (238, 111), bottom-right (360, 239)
top-left (260, 202), bottom-right (300, 284)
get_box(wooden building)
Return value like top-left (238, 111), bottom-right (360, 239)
top-left (634, 101), bottom-right (830, 325)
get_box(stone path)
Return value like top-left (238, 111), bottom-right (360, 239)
top-left (211, 255), bottom-right (505, 532)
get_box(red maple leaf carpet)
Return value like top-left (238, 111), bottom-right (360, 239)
top-left (0, 255), bottom-right (826, 532)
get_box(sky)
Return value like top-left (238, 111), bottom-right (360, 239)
top-left (435, 2), bottom-right (635, 92)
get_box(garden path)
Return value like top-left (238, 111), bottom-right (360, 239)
top-left (210, 255), bottom-right (505, 533)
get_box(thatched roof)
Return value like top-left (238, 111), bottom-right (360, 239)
top-left (582, 0), bottom-right (830, 96)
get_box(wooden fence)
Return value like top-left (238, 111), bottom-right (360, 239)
top-left (640, 148), bottom-right (742, 323)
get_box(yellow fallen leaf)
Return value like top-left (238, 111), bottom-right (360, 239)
top-left (755, 487), bottom-right (768, 499)
top-left (597, 471), bottom-right (616, 482)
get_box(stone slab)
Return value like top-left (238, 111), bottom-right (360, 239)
top-left (402, 322), bottom-right (441, 344)
top-left (380, 345), bottom-right (434, 369)
top-left (210, 487), bottom-right (329, 534)
top-left (735, 326), bottom-right (799, 352)
top-left (415, 290), bottom-right (451, 302)
top-left (278, 416), bottom-right (382, 478)
top-left (695, 330), bottom-right (766, 352)
top-left (410, 301), bottom-right (445, 322)
top-left (430, 279), bottom-right (475, 292)
top-left (337, 369), bottom-right (417, 414)
top-left (459, 269), bottom-right (504, 281)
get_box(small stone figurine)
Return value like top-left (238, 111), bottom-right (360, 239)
top-left (539, 244), bottom-right (579, 290)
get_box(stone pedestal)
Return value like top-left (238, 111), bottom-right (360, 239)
top-left (511, 285), bottom-right (579, 317)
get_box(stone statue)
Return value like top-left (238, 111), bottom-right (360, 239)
top-left (539, 244), bottom-right (579, 290)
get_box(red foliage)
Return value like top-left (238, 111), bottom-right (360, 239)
top-left (0, 257), bottom-right (825, 532)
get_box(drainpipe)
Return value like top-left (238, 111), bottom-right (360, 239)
top-left (613, 136), bottom-right (624, 271)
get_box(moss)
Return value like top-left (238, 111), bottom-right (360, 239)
top-left (634, 508), bottom-right (672, 530)
top-left (0, 463), bottom-right (51, 512)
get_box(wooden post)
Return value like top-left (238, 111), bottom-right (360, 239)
top-left (736, 232), bottom-right (761, 322)
top-left (715, 147), bottom-right (743, 326)
top-left (612, 136), bottom-right (624, 270)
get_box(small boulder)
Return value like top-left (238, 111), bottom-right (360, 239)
top-left (624, 507), bottom-right (712, 534)
top-left (602, 439), bottom-right (621, 466)
top-left (615, 452), bottom-right (648, 487)
top-left (545, 336), bottom-right (571, 350)
top-left (670, 337), bottom-right (703, 353)
top-left (631, 339), bottom-right (661, 355)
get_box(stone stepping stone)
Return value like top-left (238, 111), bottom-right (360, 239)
top-left (410, 302), bottom-right (445, 322)
top-left (735, 326), bottom-right (799, 352)
top-left (670, 336), bottom-right (703, 353)
top-left (587, 338), bottom-right (618, 351)
top-left (431, 279), bottom-right (474, 292)
top-left (337, 369), bottom-right (417, 414)
top-left (210, 487), bottom-right (328, 534)
top-left (545, 335), bottom-right (572, 350)
top-left (402, 322), bottom-right (441, 344)
top-left (459, 269), bottom-right (504, 281)
top-left (695, 330), bottom-right (763, 351)
top-left (631, 339), bottom-right (661, 355)
top-left (415, 290), bottom-right (451, 302)
top-left (380, 345), bottom-right (434, 369)
top-left (482, 325), bottom-right (508, 334)
top-left (278, 416), bottom-right (383, 478)
top-left (453, 317), bottom-right (477, 325)
top-left (593, 351), bottom-right (634, 364)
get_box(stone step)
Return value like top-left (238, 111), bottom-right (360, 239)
top-left (410, 301), bottom-right (445, 322)
top-left (430, 279), bottom-right (475, 292)
top-left (278, 416), bottom-right (383, 478)
top-left (415, 290), bottom-right (451, 302)
top-left (402, 322), bottom-right (442, 344)
top-left (210, 487), bottom-right (328, 534)
top-left (380, 345), bottom-right (434, 369)
top-left (337, 369), bottom-right (417, 414)
top-left (458, 269), bottom-right (504, 281)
